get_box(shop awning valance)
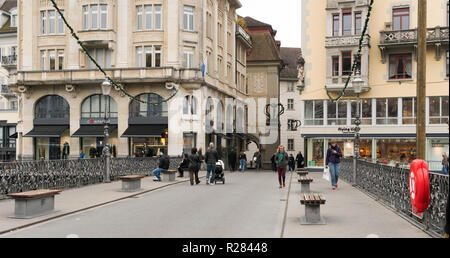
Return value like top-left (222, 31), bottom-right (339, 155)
top-left (72, 125), bottom-right (118, 138)
top-left (121, 124), bottom-right (168, 138)
top-left (24, 125), bottom-right (69, 138)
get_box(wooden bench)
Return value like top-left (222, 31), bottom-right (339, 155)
top-left (298, 176), bottom-right (314, 193)
top-left (297, 169), bottom-right (308, 177)
top-left (7, 189), bottom-right (62, 219)
top-left (300, 193), bottom-right (326, 225)
top-left (160, 170), bottom-right (177, 182)
top-left (119, 175), bottom-right (145, 192)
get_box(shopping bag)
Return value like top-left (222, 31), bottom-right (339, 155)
top-left (323, 167), bottom-right (330, 181)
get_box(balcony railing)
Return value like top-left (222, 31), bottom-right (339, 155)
top-left (325, 34), bottom-right (371, 48)
top-left (1, 55), bottom-right (17, 67)
top-left (380, 27), bottom-right (449, 45)
top-left (325, 75), bottom-right (370, 93)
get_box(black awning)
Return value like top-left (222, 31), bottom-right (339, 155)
top-left (121, 124), bottom-right (168, 138)
top-left (72, 125), bottom-right (118, 138)
top-left (9, 132), bottom-right (17, 139)
top-left (24, 125), bottom-right (69, 138)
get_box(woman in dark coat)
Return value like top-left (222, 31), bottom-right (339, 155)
top-left (275, 146), bottom-right (289, 188)
top-left (178, 153), bottom-right (190, 178)
top-left (296, 151), bottom-right (305, 169)
top-left (288, 154), bottom-right (295, 172)
top-left (188, 148), bottom-right (201, 186)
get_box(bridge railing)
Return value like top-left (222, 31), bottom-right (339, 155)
top-left (0, 157), bottom-right (182, 198)
top-left (340, 159), bottom-right (449, 237)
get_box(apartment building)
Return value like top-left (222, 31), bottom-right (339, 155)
top-left (0, 0), bottom-right (17, 162)
top-left (10, 0), bottom-right (254, 161)
top-left (301, 0), bottom-right (449, 171)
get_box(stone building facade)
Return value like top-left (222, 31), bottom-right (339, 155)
top-left (11, 0), bottom-right (255, 161)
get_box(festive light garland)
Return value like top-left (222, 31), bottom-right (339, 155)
top-left (326, 0), bottom-right (374, 103)
top-left (49, 0), bottom-right (178, 105)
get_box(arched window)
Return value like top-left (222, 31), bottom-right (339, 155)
top-left (236, 107), bottom-right (244, 133)
top-left (81, 94), bottom-right (118, 118)
top-left (217, 101), bottom-right (224, 132)
top-left (35, 95), bottom-right (69, 119)
top-left (129, 93), bottom-right (168, 118)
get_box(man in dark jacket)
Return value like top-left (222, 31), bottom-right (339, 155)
top-left (228, 148), bottom-right (236, 171)
top-left (153, 149), bottom-right (170, 181)
top-left (205, 143), bottom-right (219, 185)
top-left (296, 151), bottom-right (305, 169)
top-left (253, 149), bottom-right (262, 171)
top-left (326, 139), bottom-right (342, 190)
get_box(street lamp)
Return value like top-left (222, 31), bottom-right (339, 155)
top-left (101, 78), bottom-right (112, 183)
top-left (352, 71), bottom-right (364, 186)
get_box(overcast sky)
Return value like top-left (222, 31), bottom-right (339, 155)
top-left (237, 0), bottom-right (302, 48)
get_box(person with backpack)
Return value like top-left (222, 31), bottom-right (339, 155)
top-left (275, 145), bottom-right (289, 188)
top-left (188, 148), bottom-right (202, 186)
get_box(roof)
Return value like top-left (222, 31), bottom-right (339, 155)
top-left (244, 16), bottom-right (272, 28)
top-left (244, 16), bottom-right (282, 63)
top-left (0, 17), bottom-right (15, 34)
top-left (0, 0), bottom-right (16, 34)
top-left (280, 48), bottom-right (302, 79)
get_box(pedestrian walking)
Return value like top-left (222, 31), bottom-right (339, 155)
top-left (275, 146), bottom-right (289, 188)
top-left (79, 150), bottom-right (86, 159)
top-left (442, 152), bottom-right (449, 175)
top-left (326, 139), bottom-right (342, 190)
top-left (153, 149), bottom-right (170, 182)
top-left (271, 153), bottom-right (277, 172)
top-left (228, 148), bottom-right (236, 172)
top-left (296, 151), bottom-right (305, 169)
top-left (188, 148), bottom-right (201, 186)
top-left (178, 153), bottom-right (190, 177)
top-left (239, 151), bottom-right (247, 173)
top-left (253, 149), bottom-right (262, 171)
top-left (288, 154), bottom-right (295, 172)
top-left (205, 143), bottom-right (219, 185)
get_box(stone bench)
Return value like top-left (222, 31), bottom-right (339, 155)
top-left (161, 170), bottom-right (177, 182)
top-left (119, 175), bottom-right (145, 192)
top-left (300, 193), bottom-right (326, 225)
top-left (298, 176), bottom-right (314, 193)
top-left (7, 189), bottom-right (62, 219)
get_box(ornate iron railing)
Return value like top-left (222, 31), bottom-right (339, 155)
top-left (340, 159), bottom-right (449, 237)
top-left (380, 27), bottom-right (449, 45)
top-left (0, 157), bottom-right (182, 198)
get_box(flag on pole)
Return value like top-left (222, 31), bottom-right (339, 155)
top-left (201, 57), bottom-right (208, 78)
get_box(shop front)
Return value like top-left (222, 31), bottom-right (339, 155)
top-left (123, 93), bottom-right (168, 157)
top-left (25, 95), bottom-right (70, 161)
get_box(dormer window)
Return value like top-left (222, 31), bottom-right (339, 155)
top-left (10, 8), bottom-right (17, 28)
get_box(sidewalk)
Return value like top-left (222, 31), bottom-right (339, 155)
top-left (0, 171), bottom-right (206, 234)
top-left (283, 172), bottom-right (430, 238)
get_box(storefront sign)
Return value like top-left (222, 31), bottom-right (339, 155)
top-left (338, 127), bottom-right (357, 134)
top-left (80, 118), bottom-right (118, 125)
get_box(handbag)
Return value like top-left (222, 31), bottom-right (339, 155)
top-left (323, 167), bottom-right (331, 181)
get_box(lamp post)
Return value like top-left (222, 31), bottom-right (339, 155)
top-left (101, 78), bottom-right (112, 183)
top-left (352, 71), bottom-right (364, 186)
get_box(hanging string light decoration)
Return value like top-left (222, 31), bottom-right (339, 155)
top-left (49, 0), bottom-right (178, 105)
top-left (326, 0), bottom-right (374, 103)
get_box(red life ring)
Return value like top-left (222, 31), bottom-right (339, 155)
top-left (409, 159), bottom-right (430, 213)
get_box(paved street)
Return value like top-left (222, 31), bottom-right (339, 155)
top-left (1, 171), bottom-right (287, 238)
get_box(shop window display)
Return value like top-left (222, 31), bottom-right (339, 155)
top-left (376, 139), bottom-right (416, 166)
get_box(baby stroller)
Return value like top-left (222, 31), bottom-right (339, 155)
top-left (214, 160), bottom-right (226, 184)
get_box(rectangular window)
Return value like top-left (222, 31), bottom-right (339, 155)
top-left (376, 98), bottom-right (398, 125)
top-left (304, 100), bottom-right (324, 126)
top-left (91, 5), bottom-right (98, 29)
top-left (342, 52), bottom-right (352, 76)
top-left (206, 12), bottom-right (212, 38)
top-left (287, 82), bottom-right (294, 92)
top-left (393, 8), bottom-right (409, 31)
top-left (332, 56), bottom-right (339, 77)
top-left (355, 12), bottom-right (362, 35)
top-left (287, 99), bottom-right (294, 110)
top-left (41, 11), bottom-right (47, 34)
top-left (48, 10), bottom-right (55, 34)
top-left (184, 51), bottom-right (194, 68)
top-left (288, 139), bottom-right (295, 151)
top-left (332, 14), bottom-right (339, 36)
top-left (402, 98), bottom-right (417, 124)
top-left (83, 5), bottom-right (89, 30)
top-left (184, 6), bottom-right (194, 31)
top-left (136, 6), bottom-right (142, 30)
top-left (57, 49), bottom-right (64, 70)
top-left (57, 10), bottom-right (64, 34)
top-left (351, 99), bottom-right (372, 125)
top-left (41, 50), bottom-right (46, 70)
top-left (154, 5), bottom-right (162, 30)
top-left (145, 46), bottom-right (152, 67)
top-left (389, 54), bottom-right (412, 80)
top-left (327, 100), bottom-right (347, 125)
top-left (136, 46), bottom-right (142, 67)
top-left (342, 9), bottom-right (352, 36)
top-left (49, 50), bottom-right (56, 70)
top-left (145, 5), bottom-right (152, 30)
top-left (154, 46), bottom-right (161, 67)
top-left (100, 4), bottom-right (107, 29)
top-left (429, 96), bottom-right (449, 124)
